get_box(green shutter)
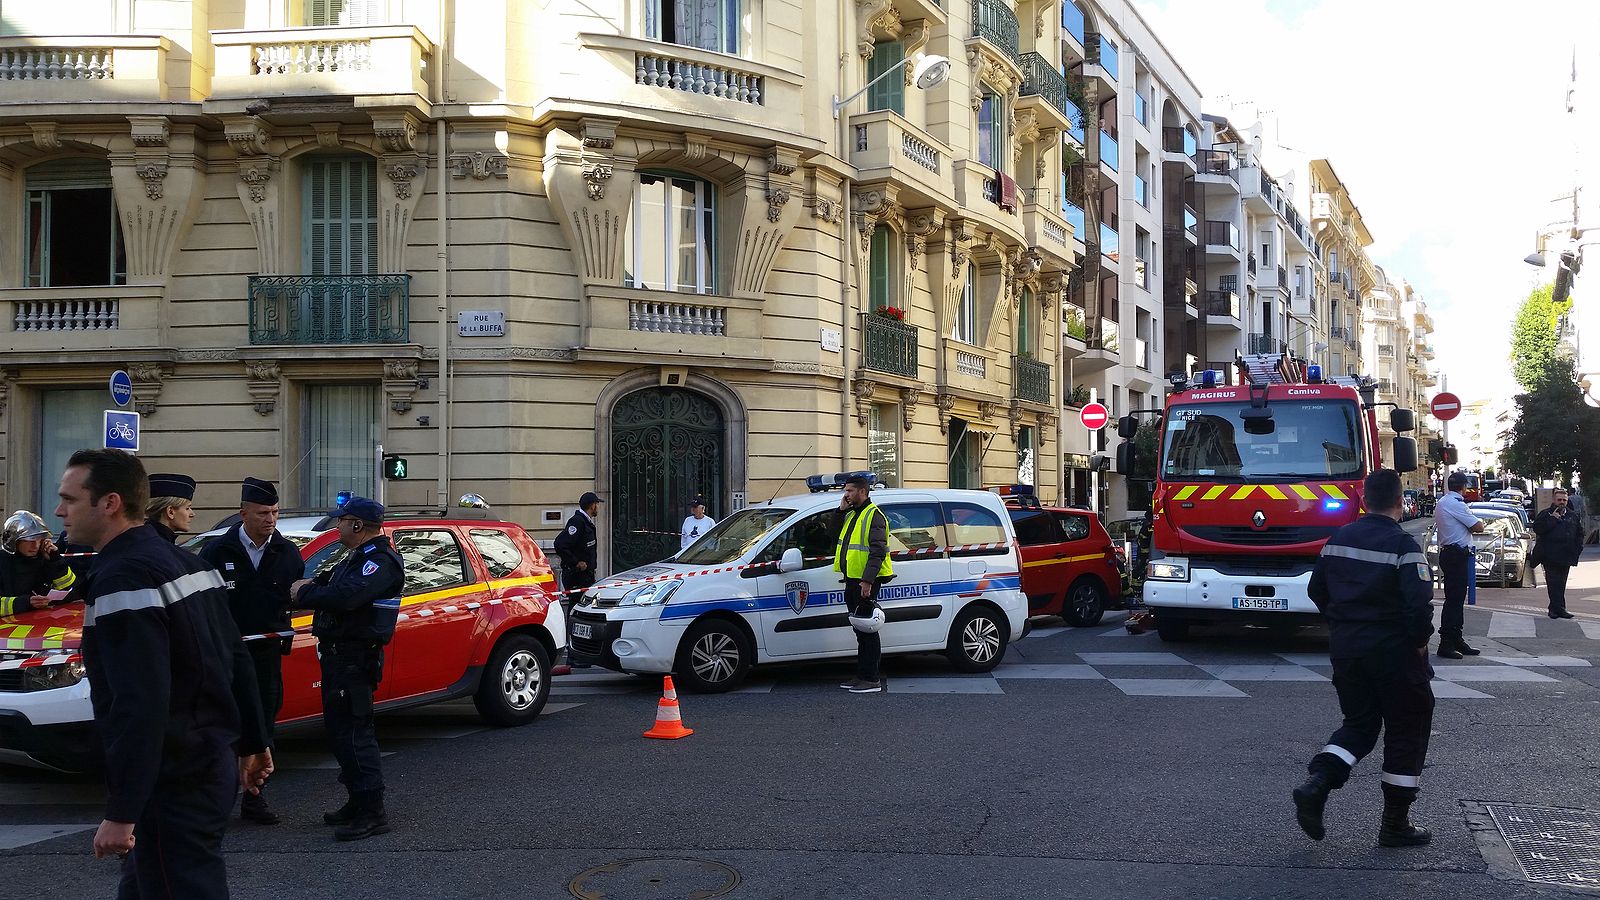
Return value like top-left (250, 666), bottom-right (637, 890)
top-left (866, 41), bottom-right (905, 115)
top-left (1017, 288), bottom-right (1034, 355)
top-left (304, 156), bottom-right (379, 275)
top-left (869, 224), bottom-right (891, 311)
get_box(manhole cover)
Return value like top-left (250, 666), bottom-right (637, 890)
top-left (1484, 803), bottom-right (1600, 890)
top-left (568, 857), bottom-right (740, 900)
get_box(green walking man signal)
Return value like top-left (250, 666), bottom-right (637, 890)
top-left (383, 454), bottom-right (408, 480)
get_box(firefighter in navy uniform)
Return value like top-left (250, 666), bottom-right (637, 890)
top-left (291, 496), bottom-right (404, 842)
top-left (1, 511), bottom-right (77, 616)
top-left (200, 477), bottom-right (303, 826)
top-left (56, 449), bottom-right (272, 899)
top-left (553, 491), bottom-right (603, 606)
top-left (1293, 469), bottom-right (1437, 847)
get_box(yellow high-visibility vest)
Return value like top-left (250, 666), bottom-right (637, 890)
top-left (833, 501), bottom-right (893, 580)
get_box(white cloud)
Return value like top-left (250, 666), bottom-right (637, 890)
top-left (1138, 0), bottom-right (1596, 404)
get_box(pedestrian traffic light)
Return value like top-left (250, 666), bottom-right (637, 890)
top-left (1442, 445), bottom-right (1458, 466)
top-left (383, 454), bottom-right (408, 480)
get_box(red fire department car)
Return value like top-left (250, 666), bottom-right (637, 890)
top-left (0, 510), bottom-right (565, 770)
top-left (998, 488), bottom-right (1124, 627)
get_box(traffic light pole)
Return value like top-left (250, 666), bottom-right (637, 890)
top-left (375, 443), bottom-right (385, 506)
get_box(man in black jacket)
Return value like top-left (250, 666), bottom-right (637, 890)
top-left (56, 449), bottom-right (272, 899)
top-left (553, 491), bottom-right (603, 605)
top-left (291, 496), bottom-right (405, 842)
top-left (1293, 469), bottom-right (1436, 848)
top-left (200, 477), bottom-right (303, 826)
top-left (1, 511), bottom-right (76, 616)
top-left (1532, 488), bottom-right (1584, 619)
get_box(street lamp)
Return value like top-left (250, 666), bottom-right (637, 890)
top-left (832, 53), bottom-right (952, 118)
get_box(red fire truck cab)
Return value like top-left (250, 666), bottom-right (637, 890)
top-left (1117, 353), bottom-right (1419, 642)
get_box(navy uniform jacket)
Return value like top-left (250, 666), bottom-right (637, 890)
top-left (81, 524), bottom-right (268, 823)
top-left (1308, 513), bottom-right (1435, 659)
top-left (294, 535), bottom-right (405, 645)
top-left (200, 523), bottom-right (303, 639)
top-left (553, 511), bottom-right (598, 573)
top-left (0, 549), bottom-right (75, 617)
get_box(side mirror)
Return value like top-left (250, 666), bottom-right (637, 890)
top-left (1391, 437), bottom-right (1419, 473)
top-left (1390, 408), bottom-right (1415, 433)
top-left (1117, 415), bottom-right (1138, 439)
top-left (778, 547), bottom-right (804, 573)
top-left (1116, 441), bottom-right (1137, 475)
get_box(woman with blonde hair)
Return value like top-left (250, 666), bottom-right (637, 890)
top-left (146, 472), bottom-right (198, 543)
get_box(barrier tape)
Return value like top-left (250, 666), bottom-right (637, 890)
top-left (0, 652), bottom-right (81, 671)
top-left (236, 596), bottom-right (516, 644)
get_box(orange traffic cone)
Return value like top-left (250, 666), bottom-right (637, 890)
top-left (643, 675), bottom-right (695, 740)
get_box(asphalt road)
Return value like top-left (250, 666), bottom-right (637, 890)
top-left (4, 564), bottom-right (1598, 898)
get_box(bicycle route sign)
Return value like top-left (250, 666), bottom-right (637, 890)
top-left (104, 409), bottom-right (140, 453)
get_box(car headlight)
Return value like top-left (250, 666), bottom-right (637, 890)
top-left (21, 661), bottom-right (86, 692)
top-left (617, 579), bottom-right (682, 607)
top-left (1147, 558), bottom-right (1189, 582)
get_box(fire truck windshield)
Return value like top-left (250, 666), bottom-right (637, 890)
top-left (1161, 400), bottom-right (1364, 482)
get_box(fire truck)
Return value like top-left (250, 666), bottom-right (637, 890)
top-left (1115, 352), bottom-right (1419, 642)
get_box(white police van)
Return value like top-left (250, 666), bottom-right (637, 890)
top-left (568, 474), bottom-right (1027, 691)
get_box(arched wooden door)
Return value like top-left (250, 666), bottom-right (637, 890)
top-left (610, 388), bottom-right (725, 571)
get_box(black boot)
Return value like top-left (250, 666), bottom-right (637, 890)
top-left (240, 788), bottom-right (280, 825)
top-left (1292, 753), bottom-right (1348, 841)
top-left (1454, 636), bottom-right (1480, 656)
top-left (1377, 787), bottom-right (1432, 847)
top-left (323, 796), bottom-right (359, 826)
top-left (334, 790), bottom-right (391, 841)
top-left (1436, 635), bottom-right (1463, 660)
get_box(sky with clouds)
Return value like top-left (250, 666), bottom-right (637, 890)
top-left (1139, 0), bottom-right (1596, 404)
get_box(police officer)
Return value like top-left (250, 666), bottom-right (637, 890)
top-left (1433, 471), bottom-right (1485, 659)
top-left (144, 473), bottom-right (197, 543)
top-left (290, 496), bottom-right (404, 842)
top-left (1, 511), bottom-right (76, 616)
top-left (56, 449), bottom-right (272, 898)
top-left (835, 474), bottom-right (891, 694)
top-left (200, 477), bottom-right (302, 826)
top-left (554, 491), bottom-right (602, 606)
top-left (1293, 469), bottom-right (1436, 847)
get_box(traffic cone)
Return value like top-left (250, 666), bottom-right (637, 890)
top-left (643, 675), bottom-right (694, 740)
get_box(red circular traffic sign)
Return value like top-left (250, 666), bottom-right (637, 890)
top-left (1080, 402), bottom-right (1110, 430)
top-left (1429, 392), bottom-right (1462, 421)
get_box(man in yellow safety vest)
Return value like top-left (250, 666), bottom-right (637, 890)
top-left (834, 474), bottom-right (892, 693)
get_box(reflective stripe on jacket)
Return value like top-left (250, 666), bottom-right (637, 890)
top-left (833, 501), bottom-right (892, 581)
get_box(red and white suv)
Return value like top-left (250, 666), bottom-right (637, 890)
top-left (1004, 496), bottom-right (1124, 626)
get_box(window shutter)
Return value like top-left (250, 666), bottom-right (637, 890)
top-left (869, 224), bottom-right (891, 311)
top-left (305, 159), bottom-right (330, 274)
top-left (866, 41), bottom-right (905, 115)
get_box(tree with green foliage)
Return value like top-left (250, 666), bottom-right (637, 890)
top-left (1508, 284), bottom-right (1569, 390)
top-left (1500, 357), bottom-right (1600, 488)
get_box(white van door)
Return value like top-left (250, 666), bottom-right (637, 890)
top-left (874, 498), bottom-right (956, 650)
top-left (938, 497), bottom-right (1019, 649)
top-left (755, 508), bottom-right (856, 659)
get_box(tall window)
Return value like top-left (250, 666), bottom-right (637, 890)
top-left (645, 0), bottom-right (740, 54)
top-left (38, 389), bottom-right (102, 532)
top-left (954, 263), bottom-right (977, 343)
top-left (1016, 288), bottom-right (1035, 356)
top-left (1017, 425), bottom-right (1035, 486)
top-left (25, 159), bottom-right (125, 287)
top-left (977, 87), bottom-right (1005, 171)
top-left (304, 384), bottom-right (379, 506)
top-left (866, 41), bottom-right (905, 115)
top-left (303, 156), bottom-right (378, 275)
top-left (625, 172), bottom-right (716, 294)
top-left (948, 420), bottom-right (979, 489)
top-left (869, 224), bottom-right (894, 312)
top-left (868, 403), bottom-right (901, 487)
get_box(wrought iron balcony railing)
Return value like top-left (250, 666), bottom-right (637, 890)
top-left (1247, 332), bottom-right (1284, 355)
top-left (248, 274), bottom-right (410, 345)
top-left (1014, 355), bottom-right (1051, 403)
top-left (1018, 52), bottom-right (1073, 123)
top-left (1205, 291), bottom-right (1240, 319)
top-left (862, 314), bottom-right (919, 378)
top-left (971, 0), bottom-right (1021, 63)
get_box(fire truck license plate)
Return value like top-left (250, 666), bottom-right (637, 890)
top-left (1232, 597), bottom-right (1289, 611)
top-left (571, 623), bottom-right (593, 639)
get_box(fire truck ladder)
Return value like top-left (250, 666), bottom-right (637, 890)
top-left (1234, 351), bottom-right (1305, 386)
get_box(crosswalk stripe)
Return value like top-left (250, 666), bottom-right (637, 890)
top-left (0, 824), bottom-right (95, 850)
top-left (1487, 612), bottom-right (1538, 638)
top-left (1581, 621), bottom-right (1600, 640)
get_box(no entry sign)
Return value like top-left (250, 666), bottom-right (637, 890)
top-left (1080, 402), bottom-right (1110, 430)
top-left (1429, 392), bottom-right (1462, 421)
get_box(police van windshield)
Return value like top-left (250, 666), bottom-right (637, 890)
top-left (1161, 400), bottom-right (1363, 481)
top-left (674, 508), bottom-right (796, 565)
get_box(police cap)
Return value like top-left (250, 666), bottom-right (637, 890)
top-left (328, 496), bottom-right (385, 523)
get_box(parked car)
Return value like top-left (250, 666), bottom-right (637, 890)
top-left (1424, 508), bottom-right (1532, 588)
top-left (1005, 500), bottom-right (1124, 626)
top-left (1470, 500), bottom-right (1530, 529)
top-left (0, 510), bottom-right (566, 771)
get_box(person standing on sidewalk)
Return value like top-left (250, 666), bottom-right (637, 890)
top-left (1293, 469), bottom-right (1436, 847)
top-left (200, 477), bottom-right (303, 826)
top-left (554, 491), bottom-right (603, 607)
top-left (1532, 488), bottom-right (1584, 619)
top-left (1433, 471), bottom-right (1485, 659)
top-left (680, 498), bottom-right (717, 550)
top-left (835, 475), bottom-right (892, 694)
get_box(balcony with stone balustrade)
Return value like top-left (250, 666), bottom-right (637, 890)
top-left (0, 36), bottom-right (173, 104)
top-left (0, 285), bottom-right (163, 354)
top-left (209, 26), bottom-right (433, 106)
top-left (580, 285), bottom-right (766, 366)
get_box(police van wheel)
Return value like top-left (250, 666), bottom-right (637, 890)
top-left (473, 634), bottom-right (551, 727)
top-left (947, 605), bottom-right (1008, 673)
top-left (1062, 578), bottom-right (1107, 627)
top-left (675, 619), bottom-right (752, 693)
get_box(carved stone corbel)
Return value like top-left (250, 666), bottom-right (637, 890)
top-left (812, 196), bottom-right (845, 224)
top-left (134, 162), bottom-right (168, 200)
top-left (30, 122), bottom-right (60, 150)
top-left (384, 359), bottom-right (420, 414)
top-left (244, 360), bottom-right (281, 416)
top-left (450, 152), bottom-right (509, 179)
top-left (1009, 399), bottom-right (1025, 430)
top-left (857, 0), bottom-right (902, 59)
top-left (383, 156), bottom-right (422, 200)
top-left (684, 135), bottom-right (709, 161)
top-left (370, 111), bottom-right (419, 152)
top-left (128, 116), bottom-right (170, 148)
top-left (900, 386), bottom-right (920, 431)
top-left (765, 186), bottom-right (790, 223)
top-left (900, 22), bottom-right (931, 86)
top-left (239, 158), bottom-right (274, 203)
top-left (583, 163), bottom-right (614, 200)
top-left (977, 401), bottom-right (998, 424)
top-left (852, 374), bottom-right (878, 426)
top-left (223, 117), bottom-right (270, 156)
top-left (1040, 413), bottom-right (1059, 432)
top-left (0, 370), bottom-right (12, 417)
top-left (582, 118), bottom-right (619, 150)
top-left (936, 391), bottom-right (957, 435)
top-left (129, 363), bottom-right (169, 417)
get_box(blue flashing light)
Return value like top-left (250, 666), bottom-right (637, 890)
top-left (335, 490), bottom-right (355, 507)
top-left (1323, 500), bottom-right (1344, 512)
top-left (1200, 369), bottom-right (1219, 388)
top-left (1306, 364), bottom-right (1323, 383)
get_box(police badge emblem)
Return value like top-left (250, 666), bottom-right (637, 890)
top-left (785, 580), bottom-right (809, 614)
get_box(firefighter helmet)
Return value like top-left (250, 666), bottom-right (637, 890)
top-left (2, 511), bottom-right (50, 554)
